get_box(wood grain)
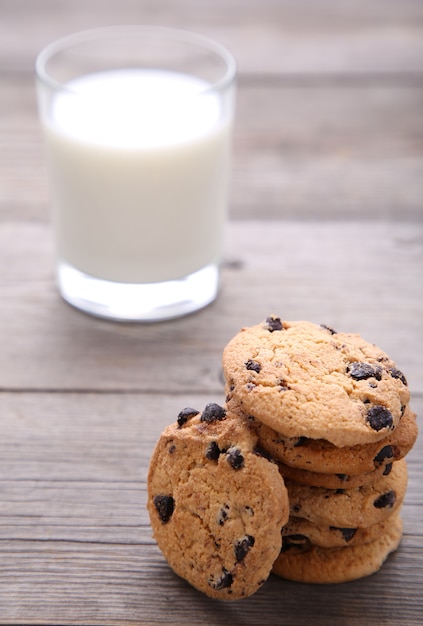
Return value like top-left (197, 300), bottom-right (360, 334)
top-left (1, 0), bottom-right (422, 623)
top-left (0, 392), bottom-right (422, 625)
top-left (1, 0), bottom-right (423, 74)
top-left (1, 220), bottom-right (422, 392)
top-left (1, 75), bottom-right (423, 221)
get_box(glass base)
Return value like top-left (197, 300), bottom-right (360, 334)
top-left (57, 261), bottom-right (219, 322)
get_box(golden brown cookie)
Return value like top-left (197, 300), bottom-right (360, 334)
top-left (282, 511), bottom-right (401, 549)
top-left (278, 460), bottom-right (393, 489)
top-left (147, 403), bottom-right (289, 600)
top-left (273, 515), bottom-right (403, 583)
top-left (222, 317), bottom-right (410, 447)
top-left (249, 405), bottom-right (417, 476)
top-left (286, 459), bottom-right (407, 528)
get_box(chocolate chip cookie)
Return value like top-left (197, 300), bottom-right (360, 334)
top-left (147, 403), bottom-right (289, 600)
top-left (273, 515), bottom-right (403, 583)
top-left (282, 511), bottom-right (401, 549)
top-left (286, 459), bottom-right (407, 528)
top-left (248, 406), bottom-right (417, 477)
top-left (223, 317), bottom-right (410, 447)
top-left (278, 459), bottom-right (394, 489)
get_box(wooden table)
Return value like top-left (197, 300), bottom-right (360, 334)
top-left (1, 1), bottom-right (422, 623)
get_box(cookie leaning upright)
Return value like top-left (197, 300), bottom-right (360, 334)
top-left (222, 317), bottom-right (410, 447)
top-left (147, 403), bottom-right (289, 600)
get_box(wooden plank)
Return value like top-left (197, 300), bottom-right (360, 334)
top-left (233, 82), bottom-right (423, 219)
top-left (0, 391), bottom-right (421, 625)
top-left (2, 540), bottom-right (422, 625)
top-left (1, 220), bottom-right (422, 393)
top-left (1, 74), bottom-right (422, 221)
top-left (1, 0), bottom-right (423, 75)
top-left (1, 2), bottom-right (422, 623)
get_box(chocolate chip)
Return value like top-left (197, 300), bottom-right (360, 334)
top-left (200, 403), bottom-right (226, 423)
top-left (389, 368), bottom-right (408, 386)
top-left (153, 495), bottom-right (175, 523)
top-left (265, 316), bottom-right (283, 332)
top-left (374, 445), bottom-right (394, 466)
top-left (293, 437), bottom-right (308, 447)
top-left (245, 359), bottom-right (261, 373)
top-left (209, 569), bottom-right (233, 590)
top-left (218, 504), bottom-right (230, 526)
top-left (205, 441), bottom-right (221, 461)
top-left (366, 405), bottom-right (394, 431)
top-left (278, 378), bottom-right (290, 391)
top-left (340, 528), bottom-right (357, 542)
top-left (320, 324), bottom-right (337, 335)
top-left (235, 535), bottom-right (255, 562)
top-left (373, 490), bottom-right (396, 509)
top-left (330, 527), bottom-right (357, 542)
top-left (347, 362), bottom-right (382, 381)
top-left (177, 407), bottom-right (199, 427)
top-left (226, 447), bottom-right (244, 470)
top-left (383, 463), bottom-right (393, 476)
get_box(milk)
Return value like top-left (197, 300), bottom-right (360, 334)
top-left (44, 69), bottom-right (232, 283)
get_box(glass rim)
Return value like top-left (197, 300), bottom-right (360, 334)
top-left (35, 25), bottom-right (237, 95)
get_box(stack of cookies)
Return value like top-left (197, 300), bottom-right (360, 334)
top-left (223, 316), bottom-right (418, 584)
top-left (147, 316), bottom-right (417, 599)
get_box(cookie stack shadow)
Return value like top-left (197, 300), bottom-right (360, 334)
top-left (223, 317), bottom-right (418, 584)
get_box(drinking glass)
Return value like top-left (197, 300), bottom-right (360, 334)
top-left (35, 26), bottom-right (236, 321)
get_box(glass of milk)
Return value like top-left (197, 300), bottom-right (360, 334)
top-left (35, 26), bottom-right (236, 321)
